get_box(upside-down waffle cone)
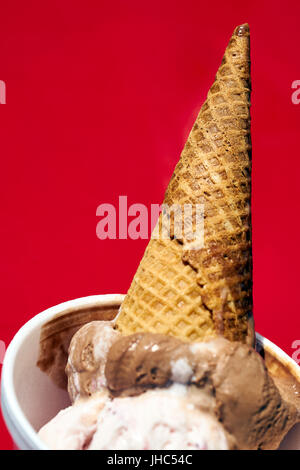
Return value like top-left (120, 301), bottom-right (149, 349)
top-left (116, 24), bottom-right (253, 343)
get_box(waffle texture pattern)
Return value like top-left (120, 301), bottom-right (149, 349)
top-left (117, 24), bottom-right (252, 343)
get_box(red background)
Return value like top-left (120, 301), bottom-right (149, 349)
top-left (0, 0), bottom-right (300, 449)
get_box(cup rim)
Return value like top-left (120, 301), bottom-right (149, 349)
top-left (1, 294), bottom-right (125, 450)
top-left (256, 332), bottom-right (300, 383)
top-left (1, 293), bottom-right (300, 450)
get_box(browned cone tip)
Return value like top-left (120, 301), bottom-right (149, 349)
top-left (116, 24), bottom-right (253, 343)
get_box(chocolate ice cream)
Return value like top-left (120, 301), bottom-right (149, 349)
top-left (66, 320), bottom-right (120, 402)
top-left (105, 332), bottom-right (299, 449)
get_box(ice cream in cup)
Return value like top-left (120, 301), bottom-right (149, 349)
top-left (2, 24), bottom-right (300, 450)
top-left (1, 294), bottom-right (299, 450)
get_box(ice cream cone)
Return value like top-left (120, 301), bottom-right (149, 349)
top-left (116, 24), bottom-right (253, 343)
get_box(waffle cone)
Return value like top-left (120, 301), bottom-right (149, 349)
top-left (116, 24), bottom-right (253, 343)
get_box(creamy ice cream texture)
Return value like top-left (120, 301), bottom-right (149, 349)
top-left (37, 23), bottom-right (300, 449)
top-left (39, 386), bottom-right (230, 450)
top-left (38, 320), bottom-right (300, 450)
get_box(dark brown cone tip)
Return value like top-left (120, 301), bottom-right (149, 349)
top-left (234, 23), bottom-right (250, 37)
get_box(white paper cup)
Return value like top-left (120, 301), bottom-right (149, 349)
top-left (1, 294), bottom-right (124, 449)
top-left (1, 294), bottom-right (300, 450)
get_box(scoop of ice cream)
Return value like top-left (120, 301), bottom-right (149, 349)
top-left (105, 333), bottom-right (232, 396)
top-left (105, 332), bottom-right (194, 395)
top-left (38, 391), bottom-right (108, 450)
top-left (66, 321), bottom-right (120, 402)
top-left (105, 332), bottom-right (299, 449)
top-left (37, 303), bottom-right (120, 389)
top-left (88, 385), bottom-right (230, 450)
top-left (38, 385), bottom-right (231, 450)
